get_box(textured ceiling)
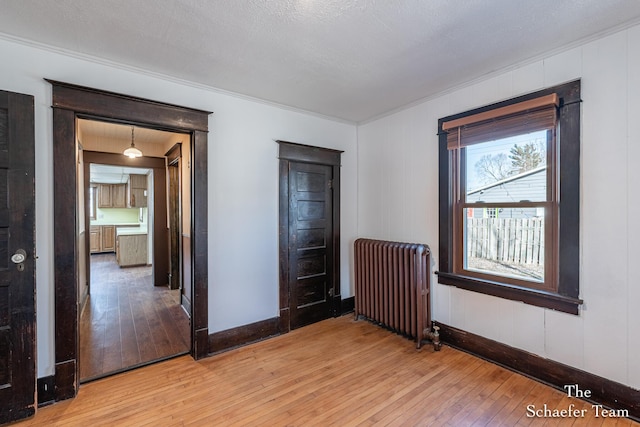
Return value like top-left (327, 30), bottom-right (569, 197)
top-left (2, 1), bottom-right (640, 122)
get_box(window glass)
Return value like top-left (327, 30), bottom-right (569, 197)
top-left (464, 130), bottom-right (548, 203)
top-left (463, 207), bottom-right (544, 283)
top-left (89, 187), bottom-right (96, 220)
top-left (461, 129), bottom-right (549, 286)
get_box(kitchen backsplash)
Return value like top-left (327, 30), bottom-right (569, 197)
top-left (93, 207), bottom-right (140, 224)
top-left (140, 207), bottom-right (148, 225)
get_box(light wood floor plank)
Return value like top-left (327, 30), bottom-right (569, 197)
top-left (18, 315), bottom-right (638, 426)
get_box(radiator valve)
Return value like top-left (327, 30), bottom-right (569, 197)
top-left (430, 325), bottom-right (442, 351)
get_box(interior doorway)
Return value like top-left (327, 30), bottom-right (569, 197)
top-left (49, 79), bottom-right (211, 401)
top-left (78, 121), bottom-right (191, 382)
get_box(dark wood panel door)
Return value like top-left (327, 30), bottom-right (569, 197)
top-left (0, 90), bottom-right (36, 424)
top-left (168, 161), bottom-right (181, 290)
top-left (289, 162), bottom-right (333, 328)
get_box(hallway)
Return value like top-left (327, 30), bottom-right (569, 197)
top-left (79, 254), bottom-right (190, 381)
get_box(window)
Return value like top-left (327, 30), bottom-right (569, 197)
top-left (484, 208), bottom-right (498, 219)
top-left (89, 186), bottom-right (97, 220)
top-left (437, 80), bottom-right (582, 314)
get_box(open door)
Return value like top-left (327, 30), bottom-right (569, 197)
top-left (0, 90), bottom-right (36, 424)
top-left (166, 143), bottom-right (182, 291)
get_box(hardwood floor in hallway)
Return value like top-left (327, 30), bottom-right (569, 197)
top-left (79, 254), bottom-right (190, 381)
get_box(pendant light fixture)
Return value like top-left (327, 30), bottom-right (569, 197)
top-left (123, 126), bottom-right (143, 158)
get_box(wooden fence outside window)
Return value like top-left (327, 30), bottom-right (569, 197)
top-left (466, 217), bottom-right (544, 265)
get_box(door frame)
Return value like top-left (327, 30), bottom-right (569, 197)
top-left (49, 80), bottom-right (211, 401)
top-left (83, 151), bottom-right (168, 291)
top-left (277, 140), bottom-right (342, 333)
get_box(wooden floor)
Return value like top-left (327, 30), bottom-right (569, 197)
top-left (21, 315), bottom-right (638, 426)
top-left (79, 254), bottom-right (190, 381)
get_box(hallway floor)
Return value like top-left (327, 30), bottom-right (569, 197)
top-left (79, 254), bottom-right (190, 381)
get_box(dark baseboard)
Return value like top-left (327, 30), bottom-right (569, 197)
top-left (208, 317), bottom-right (281, 355)
top-left (37, 375), bottom-right (55, 407)
top-left (341, 296), bottom-right (355, 315)
top-left (436, 322), bottom-right (640, 422)
top-left (209, 298), bottom-right (356, 355)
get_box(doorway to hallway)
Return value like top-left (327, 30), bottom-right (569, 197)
top-left (78, 121), bottom-right (192, 382)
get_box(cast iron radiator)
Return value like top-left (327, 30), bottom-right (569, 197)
top-left (354, 238), bottom-right (440, 350)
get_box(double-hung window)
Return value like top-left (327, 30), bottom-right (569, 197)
top-left (437, 81), bottom-right (582, 314)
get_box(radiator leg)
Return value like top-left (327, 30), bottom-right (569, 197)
top-left (431, 326), bottom-right (442, 351)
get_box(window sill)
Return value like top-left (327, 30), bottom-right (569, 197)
top-left (436, 271), bottom-right (582, 315)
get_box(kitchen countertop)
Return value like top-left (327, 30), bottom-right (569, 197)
top-left (91, 222), bottom-right (141, 227)
top-left (116, 227), bottom-right (148, 236)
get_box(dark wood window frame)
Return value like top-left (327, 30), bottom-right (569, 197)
top-left (437, 80), bottom-right (582, 314)
top-left (48, 80), bottom-right (211, 401)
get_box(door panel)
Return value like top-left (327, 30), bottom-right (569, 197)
top-left (168, 162), bottom-right (181, 290)
top-left (289, 162), bottom-right (333, 328)
top-left (296, 228), bottom-right (325, 248)
top-left (0, 90), bottom-right (36, 424)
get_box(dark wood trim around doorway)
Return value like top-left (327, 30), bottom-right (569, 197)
top-left (276, 140), bottom-right (342, 333)
top-left (48, 80), bottom-right (211, 403)
top-left (83, 151), bottom-right (168, 289)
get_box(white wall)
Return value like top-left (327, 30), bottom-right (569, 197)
top-left (7, 22), bottom-right (638, 389)
top-left (0, 36), bottom-right (357, 377)
top-left (358, 25), bottom-right (640, 390)
top-left (208, 90), bottom-right (358, 332)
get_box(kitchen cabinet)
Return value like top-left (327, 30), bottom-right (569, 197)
top-left (89, 226), bottom-right (101, 253)
top-left (111, 184), bottom-right (127, 208)
top-left (89, 225), bottom-right (118, 253)
top-left (97, 184), bottom-right (127, 208)
top-left (116, 232), bottom-right (148, 267)
top-left (101, 225), bottom-right (115, 252)
top-left (128, 174), bottom-right (147, 208)
top-left (97, 184), bottom-right (111, 208)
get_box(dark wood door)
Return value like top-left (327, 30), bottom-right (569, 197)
top-left (0, 90), bottom-right (36, 424)
top-left (288, 162), bottom-right (333, 328)
top-left (168, 161), bottom-right (181, 290)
